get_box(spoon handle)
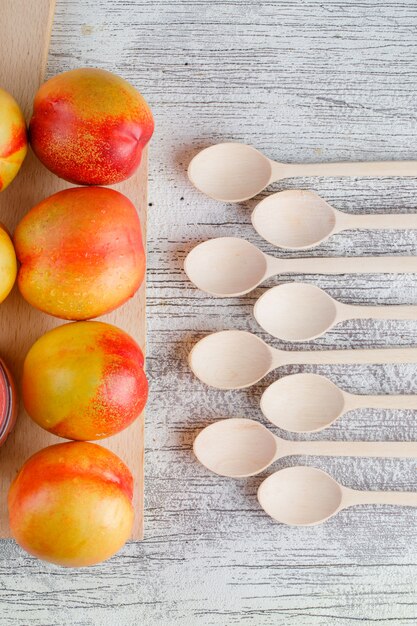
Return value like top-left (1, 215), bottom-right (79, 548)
top-left (276, 161), bottom-right (417, 180)
top-left (277, 347), bottom-right (417, 367)
top-left (336, 212), bottom-right (417, 232)
top-left (343, 488), bottom-right (417, 508)
top-left (348, 393), bottom-right (417, 411)
top-left (341, 303), bottom-right (417, 321)
top-left (266, 255), bottom-right (417, 277)
top-left (285, 439), bottom-right (417, 458)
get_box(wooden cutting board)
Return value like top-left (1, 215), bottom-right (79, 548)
top-left (0, 0), bottom-right (147, 539)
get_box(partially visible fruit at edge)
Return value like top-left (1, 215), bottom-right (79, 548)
top-left (0, 88), bottom-right (27, 191)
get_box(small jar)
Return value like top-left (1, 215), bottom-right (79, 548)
top-left (0, 358), bottom-right (17, 446)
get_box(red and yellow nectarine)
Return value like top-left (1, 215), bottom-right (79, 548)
top-left (22, 321), bottom-right (148, 440)
top-left (8, 442), bottom-right (134, 567)
top-left (29, 67), bottom-right (154, 185)
top-left (0, 88), bottom-right (27, 191)
top-left (14, 186), bottom-right (145, 320)
top-left (0, 224), bottom-right (17, 303)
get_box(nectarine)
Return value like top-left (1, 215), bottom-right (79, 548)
top-left (0, 88), bottom-right (27, 191)
top-left (0, 224), bottom-right (17, 303)
top-left (23, 321), bottom-right (148, 440)
top-left (8, 442), bottom-right (134, 567)
top-left (14, 187), bottom-right (145, 320)
top-left (29, 67), bottom-right (154, 185)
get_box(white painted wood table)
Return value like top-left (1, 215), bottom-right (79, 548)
top-left (1, 0), bottom-right (417, 624)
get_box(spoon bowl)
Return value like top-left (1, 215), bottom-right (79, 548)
top-left (260, 373), bottom-right (346, 433)
top-left (193, 418), bottom-right (278, 477)
top-left (184, 237), bottom-right (267, 297)
top-left (257, 466), bottom-right (344, 525)
top-left (189, 330), bottom-right (272, 389)
top-left (254, 283), bottom-right (338, 341)
top-left (252, 190), bottom-right (336, 249)
top-left (188, 143), bottom-right (273, 202)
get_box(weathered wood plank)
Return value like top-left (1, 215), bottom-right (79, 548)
top-left (0, 0), bottom-right (147, 541)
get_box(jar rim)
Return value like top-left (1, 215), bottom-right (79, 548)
top-left (0, 359), bottom-right (16, 442)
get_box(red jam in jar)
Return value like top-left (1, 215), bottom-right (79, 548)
top-left (0, 358), bottom-right (17, 446)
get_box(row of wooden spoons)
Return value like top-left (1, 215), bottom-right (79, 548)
top-left (186, 143), bottom-right (417, 525)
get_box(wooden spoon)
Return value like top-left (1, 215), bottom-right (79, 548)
top-left (257, 466), bottom-right (417, 525)
top-left (261, 373), bottom-right (417, 433)
top-left (254, 283), bottom-right (417, 341)
top-left (184, 237), bottom-right (417, 297)
top-left (193, 418), bottom-right (417, 478)
top-left (251, 190), bottom-right (417, 250)
top-left (187, 143), bottom-right (417, 203)
top-left (189, 330), bottom-right (417, 389)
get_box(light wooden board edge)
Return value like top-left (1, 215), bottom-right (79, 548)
top-left (0, 0), bottom-right (146, 540)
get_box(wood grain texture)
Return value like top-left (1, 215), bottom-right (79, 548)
top-left (1, 0), bottom-right (417, 624)
top-left (0, 0), bottom-right (146, 540)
